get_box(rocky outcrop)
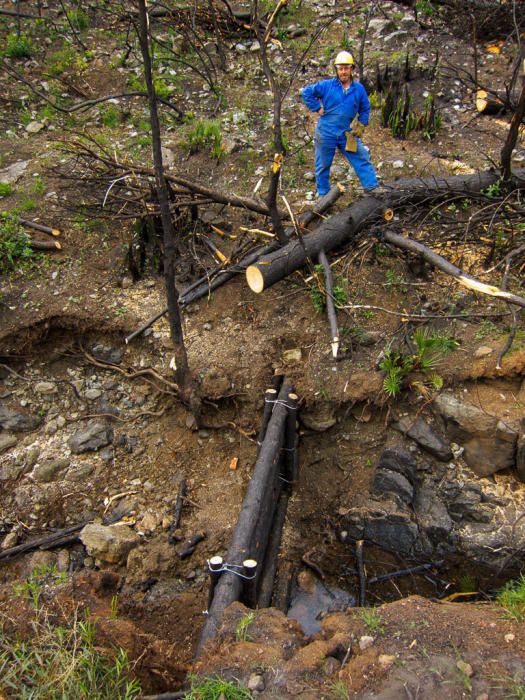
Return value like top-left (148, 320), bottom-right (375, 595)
top-left (341, 447), bottom-right (521, 570)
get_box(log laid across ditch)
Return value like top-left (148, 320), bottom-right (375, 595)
top-left (197, 378), bottom-right (298, 655)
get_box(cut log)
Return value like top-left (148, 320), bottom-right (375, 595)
top-left (197, 380), bottom-right (293, 655)
top-left (30, 239), bottom-right (61, 251)
top-left (20, 219), bottom-right (61, 237)
top-left (475, 89), bottom-right (506, 115)
top-left (246, 169), bottom-right (522, 293)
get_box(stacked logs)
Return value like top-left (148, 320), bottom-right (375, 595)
top-left (197, 377), bottom-right (298, 655)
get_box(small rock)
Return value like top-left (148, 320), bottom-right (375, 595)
top-left (456, 659), bottom-right (473, 677)
top-left (33, 457), bottom-right (70, 483)
top-left (1, 531), bottom-right (19, 550)
top-left (65, 463), bottom-right (94, 481)
top-left (282, 348), bottom-right (302, 364)
top-left (383, 30), bottom-right (409, 45)
top-left (474, 346), bottom-right (493, 358)
top-left (392, 160), bottom-right (405, 169)
top-left (323, 656), bottom-right (341, 675)
top-left (203, 322), bottom-right (213, 331)
top-left (0, 433), bottom-right (17, 454)
top-left (247, 673), bottom-right (265, 692)
top-left (140, 512), bottom-right (158, 532)
top-left (25, 121), bottom-right (45, 133)
top-left (505, 633), bottom-right (515, 643)
top-left (68, 421), bottom-right (113, 454)
top-left (80, 523), bottom-right (140, 564)
top-left (84, 389), bottom-right (103, 401)
top-left (378, 654), bottom-right (395, 669)
top-left (0, 160), bottom-right (29, 184)
top-left (359, 635), bottom-right (374, 651)
top-left (304, 171), bottom-right (315, 181)
top-left (35, 381), bottom-right (57, 395)
top-left (120, 276), bottom-right (133, 289)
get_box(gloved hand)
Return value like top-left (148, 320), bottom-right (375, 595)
top-left (345, 131), bottom-right (358, 153)
top-left (352, 121), bottom-right (365, 139)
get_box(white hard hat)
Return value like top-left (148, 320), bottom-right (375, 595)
top-left (334, 51), bottom-right (355, 66)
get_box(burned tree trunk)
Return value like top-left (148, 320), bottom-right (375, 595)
top-left (136, 0), bottom-right (198, 415)
top-left (246, 169), bottom-right (520, 293)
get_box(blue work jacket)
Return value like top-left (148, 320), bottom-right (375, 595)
top-left (301, 77), bottom-right (371, 143)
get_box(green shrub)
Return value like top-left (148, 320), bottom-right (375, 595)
top-left (0, 213), bottom-right (33, 273)
top-left (6, 32), bottom-right (32, 58)
top-left (99, 104), bottom-right (121, 128)
top-left (382, 87), bottom-right (441, 140)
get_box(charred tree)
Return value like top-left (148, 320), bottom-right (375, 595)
top-left (136, 0), bottom-right (199, 415)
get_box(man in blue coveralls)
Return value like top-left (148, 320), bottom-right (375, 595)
top-left (301, 51), bottom-right (379, 197)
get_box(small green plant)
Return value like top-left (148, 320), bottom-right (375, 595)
top-left (32, 176), bottom-right (45, 195)
top-left (416, 0), bottom-right (436, 16)
top-left (19, 198), bottom-right (37, 212)
top-left (483, 178), bottom-right (503, 198)
top-left (99, 104), bottom-right (121, 128)
top-left (384, 269), bottom-right (407, 289)
top-left (491, 674), bottom-right (525, 699)
top-left (184, 675), bottom-right (252, 699)
top-left (368, 91), bottom-right (382, 109)
top-left (296, 147), bottom-right (307, 166)
top-left (497, 574), bottom-right (525, 621)
top-left (379, 327), bottom-right (458, 397)
top-left (6, 32), bottom-right (33, 58)
top-left (329, 679), bottom-right (350, 699)
top-left (358, 608), bottom-right (385, 633)
top-left (382, 87), bottom-right (441, 140)
top-left (235, 611), bottom-right (255, 642)
top-left (14, 563), bottom-right (67, 608)
top-left (474, 319), bottom-right (498, 340)
top-left (110, 595), bottom-right (119, 620)
top-left (0, 183), bottom-right (13, 197)
top-left (185, 119), bottom-right (223, 162)
top-left (66, 9), bottom-right (90, 30)
top-left (0, 213), bottom-right (33, 273)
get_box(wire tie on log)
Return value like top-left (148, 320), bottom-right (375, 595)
top-left (264, 399), bottom-right (296, 410)
top-left (207, 561), bottom-right (256, 580)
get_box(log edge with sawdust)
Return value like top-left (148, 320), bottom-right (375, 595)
top-left (246, 169), bottom-right (524, 293)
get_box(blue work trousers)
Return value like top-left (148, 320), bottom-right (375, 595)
top-left (314, 133), bottom-right (378, 196)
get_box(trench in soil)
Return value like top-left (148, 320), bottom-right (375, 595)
top-left (0, 328), bottom-right (523, 686)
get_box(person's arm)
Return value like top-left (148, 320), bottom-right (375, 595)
top-left (301, 80), bottom-right (326, 114)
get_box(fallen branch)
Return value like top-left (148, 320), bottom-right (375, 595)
top-left (168, 479), bottom-right (187, 543)
top-left (382, 230), bottom-right (525, 310)
top-left (318, 249), bottom-right (339, 358)
top-left (0, 523), bottom-right (87, 562)
top-left (355, 539), bottom-right (366, 607)
top-left (368, 561), bottom-right (443, 585)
